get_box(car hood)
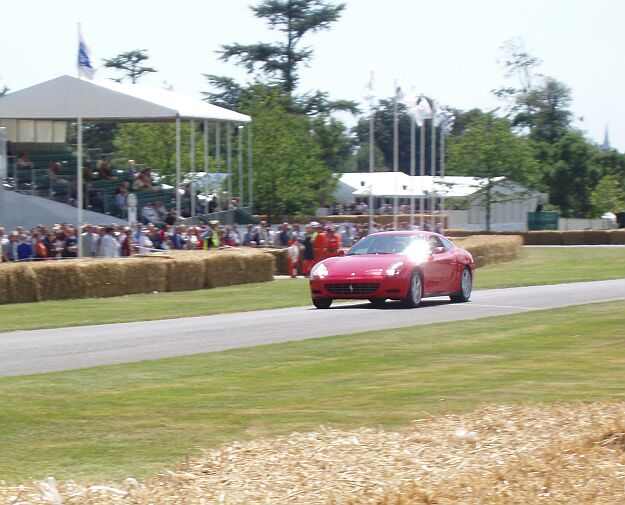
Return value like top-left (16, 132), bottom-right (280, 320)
top-left (323, 254), bottom-right (406, 277)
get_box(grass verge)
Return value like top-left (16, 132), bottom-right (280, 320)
top-left (0, 247), bottom-right (623, 333)
top-left (1, 300), bottom-right (624, 483)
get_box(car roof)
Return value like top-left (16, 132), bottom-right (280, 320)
top-left (369, 230), bottom-right (437, 238)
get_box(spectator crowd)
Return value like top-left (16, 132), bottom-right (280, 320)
top-left (1, 219), bottom-right (442, 276)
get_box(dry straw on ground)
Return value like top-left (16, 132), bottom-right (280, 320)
top-left (2, 402), bottom-right (624, 504)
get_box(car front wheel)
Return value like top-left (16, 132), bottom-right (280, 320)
top-left (403, 271), bottom-right (422, 308)
top-left (450, 267), bottom-right (472, 303)
top-left (313, 298), bottom-right (332, 309)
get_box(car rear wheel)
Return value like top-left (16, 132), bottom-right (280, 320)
top-left (450, 267), bottom-right (472, 303)
top-left (313, 298), bottom-right (332, 309)
top-left (403, 271), bottom-right (422, 308)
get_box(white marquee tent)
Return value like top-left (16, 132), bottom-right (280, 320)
top-left (0, 75), bottom-right (252, 250)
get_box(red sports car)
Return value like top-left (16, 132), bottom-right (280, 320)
top-left (309, 231), bottom-right (475, 309)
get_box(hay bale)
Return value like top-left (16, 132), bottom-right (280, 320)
top-left (455, 235), bottom-right (523, 268)
top-left (78, 258), bottom-right (168, 298)
top-left (561, 230), bottom-right (585, 245)
top-left (204, 250), bottom-right (246, 288)
top-left (264, 248), bottom-right (288, 275)
top-left (30, 261), bottom-right (85, 301)
top-left (524, 231), bottom-right (563, 245)
top-left (583, 230), bottom-right (609, 245)
top-left (608, 229), bottom-right (625, 245)
top-left (167, 256), bottom-right (206, 292)
top-left (241, 249), bottom-right (275, 283)
top-left (0, 263), bottom-right (39, 304)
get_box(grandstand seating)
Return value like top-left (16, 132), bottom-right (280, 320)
top-left (8, 148), bottom-right (182, 221)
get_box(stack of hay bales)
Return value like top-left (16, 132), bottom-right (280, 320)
top-left (452, 235), bottom-right (523, 268)
top-left (0, 248), bottom-right (275, 305)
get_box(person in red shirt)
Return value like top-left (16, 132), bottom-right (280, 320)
top-left (312, 222), bottom-right (326, 264)
top-left (324, 225), bottom-right (341, 258)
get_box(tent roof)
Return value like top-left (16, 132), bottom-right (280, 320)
top-left (0, 75), bottom-right (250, 123)
top-left (339, 172), bottom-right (501, 198)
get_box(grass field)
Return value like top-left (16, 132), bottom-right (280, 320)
top-left (1, 299), bottom-right (624, 483)
top-left (0, 246), bottom-right (623, 333)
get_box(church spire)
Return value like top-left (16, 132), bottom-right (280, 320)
top-left (601, 124), bottom-right (611, 151)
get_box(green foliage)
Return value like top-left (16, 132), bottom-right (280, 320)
top-left (113, 123), bottom-right (209, 181)
top-left (219, 0), bottom-right (345, 95)
top-left (447, 113), bottom-right (539, 184)
top-left (239, 86), bottom-right (334, 220)
top-left (310, 115), bottom-right (355, 171)
top-left (590, 175), bottom-right (625, 217)
top-left (103, 49), bottom-right (157, 84)
top-left (447, 113), bottom-right (539, 230)
top-left (540, 131), bottom-right (599, 217)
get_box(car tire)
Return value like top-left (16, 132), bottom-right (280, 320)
top-left (368, 298), bottom-right (386, 307)
top-left (450, 267), bottom-right (472, 303)
top-left (313, 298), bottom-right (332, 309)
top-left (403, 270), bottom-right (422, 308)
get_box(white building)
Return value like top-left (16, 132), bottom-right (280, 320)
top-left (331, 172), bottom-right (546, 232)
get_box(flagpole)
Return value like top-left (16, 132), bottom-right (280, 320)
top-left (430, 101), bottom-right (437, 230)
top-left (419, 118), bottom-right (425, 231)
top-left (440, 120), bottom-right (446, 228)
top-left (393, 81), bottom-right (399, 230)
top-left (409, 117), bottom-right (415, 229)
top-left (190, 119), bottom-right (196, 218)
top-left (76, 23), bottom-right (84, 258)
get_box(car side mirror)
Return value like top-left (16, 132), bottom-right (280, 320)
top-left (432, 246), bottom-right (446, 255)
top-left (338, 249), bottom-right (346, 256)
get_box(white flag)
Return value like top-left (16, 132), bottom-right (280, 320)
top-left (417, 97), bottom-right (433, 121)
top-left (394, 81), bottom-right (405, 103)
top-left (363, 71), bottom-right (376, 107)
top-left (77, 24), bottom-right (96, 80)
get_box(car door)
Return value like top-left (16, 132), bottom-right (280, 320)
top-left (425, 235), bottom-right (457, 294)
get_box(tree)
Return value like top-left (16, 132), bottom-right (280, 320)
top-left (103, 49), bottom-right (157, 84)
top-left (541, 131), bottom-right (599, 217)
top-left (513, 78), bottom-right (573, 144)
top-left (0, 76), bottom-right (7, 97)
top-left (494, 39), bottom-right (572, 144)
top-left (218, 0), bottom-right (345, 96)
top-left (238, 85), bottom-right (335, 221)
top-left (113, 123), bottom-right (207, 182)
top-left (590, 175), bottom-right (625, 217)
top-left (446, 113), bottom-right (539, 231)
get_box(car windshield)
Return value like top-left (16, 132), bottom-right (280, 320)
top-left (347, 234), bottom-right (425, 255)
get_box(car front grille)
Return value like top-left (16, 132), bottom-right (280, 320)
top-left (325, 283), bottom-right (380, 295)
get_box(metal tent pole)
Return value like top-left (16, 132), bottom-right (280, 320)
top-left (238, 124), bottom-right (243, 207)
top-left (248, 121), bottom-right (253, 211)
top-left (215, 122), bottom-right (221, 211)
top-left (226, 122), bottom-right (232, 210)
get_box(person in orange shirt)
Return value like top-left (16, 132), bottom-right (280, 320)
top-left (324, 225), bottom-right (341, 258)
top-left (312, 221), bottom-right (326, 264)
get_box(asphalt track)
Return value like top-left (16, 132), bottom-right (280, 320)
top-left (1, 278), bottom-right (624, 377)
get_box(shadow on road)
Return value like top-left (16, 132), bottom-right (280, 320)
top-left (309, 299), bottom-right (454, 310)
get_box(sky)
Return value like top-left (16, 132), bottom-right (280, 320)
top-left (1, 0), bottom-right (622, 150)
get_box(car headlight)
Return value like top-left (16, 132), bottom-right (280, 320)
top-left (310, 263), bottom-right (329, 279)
top-left (386, 261), bottom-right (404, 277)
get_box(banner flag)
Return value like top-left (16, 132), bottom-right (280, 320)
top-left (77, 23), bottom-right (96, 80)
